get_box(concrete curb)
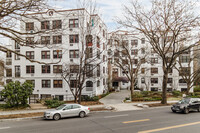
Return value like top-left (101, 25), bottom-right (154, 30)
top-left (0, 116), bottom-right (42, 122)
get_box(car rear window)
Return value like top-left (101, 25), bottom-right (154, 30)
top-left (73, 105), bottom-right (80, 109)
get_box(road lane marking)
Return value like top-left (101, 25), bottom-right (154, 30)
top-left (0, 127), bottom-right (10, 130)
top-left (138, 121), bottom-right (200, 133)
top-left (104, 114), bottom-right (129, 118)
top-left (123, 119), bottom-right (150, 124)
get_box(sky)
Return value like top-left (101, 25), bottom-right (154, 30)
top-left (47, 0), bottom-right (130, 31)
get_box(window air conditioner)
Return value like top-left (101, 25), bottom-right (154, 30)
top-left (69, 28), bottom-right (73, 31)
top-left (70, 44), bottom-right (73, 46)
top-left (31, 73), bottom-right (34, 76)
top-left (70, 59), bottom-right (73, 62)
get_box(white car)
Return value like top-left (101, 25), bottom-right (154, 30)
top-left (44, 104), bottom-right (90, 120)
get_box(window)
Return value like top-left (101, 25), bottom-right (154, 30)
top-left (70, 65), bottom-right (79, 73)
top-left (151, 58), bottom-right (158, 64)
top-left (103, 67), bottom-right (105, 73)
top-left (70, 80), bottom-right (77, 88)
top-left (26, 65), bottom-right (34, 73)
top-left (141, 78), bottom-right (145, 84)
top-left (53, 20), bottom-right (62, 29)
top-left (6, 69), bottom-right (12, 77)
top-left (41, 51), bottom-right (50, 59)
top-left (86, 81), bottom-right (93, 87)
top-left (132, 59), bottom-right (138, 64)
top-left (167, 78), bottom-right (173, 83)
top-left (69, 19), bottom-right (79, 28)
top-left (42, 65), bottom-right (50, 73)
top-left (103, 79), bottom-right (105, 85)
top-left (122, 40), bottom-right (129, 47)
top-left (179, 79), bottom-right (187, 83)
top-left (97, 36), bottom-right (100, 48)
top-left (103, 55), bottom-right (106, 62)
top-left (41, 21), bottom-right (50, 30)
top-left (141, 38), bottom-right (145, 44)
top-left (26, 51), bottom-right (34, 59)
top-left (15, 66), bottom-right (20, 77)
top-left (141, 58), bottom-right (146, 64)
top-left (53, 65), bottom-right (62, 73)
top-left (69, 35), bottom-right (79, 43)
top-left (86, 48), bottom-right (93, 58)
top-left (179, 55), bottom-right (190, 63)
top-left (53, 80), bottom-right (62, 88)
top-left (168, 68), bottom-right (173, 73)
top-left (41, 36), bottom-right (50, 45)
top-left (131, 40), bottom-right (138, 47)
top-left (103, 30), bottom-right (105, 38)
top-left (140, 48), bottom-right (145, 54)
top-left (151, 68), bottom-right (158, 74)
top-left (6, 51), bottom-right (12, 58)
top-left (26, 22), bottom-right (34, 31)
top-left (26, 80), bottom-right (35, 88)
top-left (15, 50), bottom-right (20, 60)
top-left (97, 80), bottom-right (100, 87)
top-left (15, 41), bottom-right (20, 49)
top-left (86, 35), bottom-right (93, 46)
top-left (53, 50), bottom-right (62, 58)
top-left (97, 50), bottom-right (100, 59)
top-left (86, 64), bottom-right (93, 77)
top-left (26, 37), bottom-right (34, 46)
top-left (151, 88), bottom-right (158, 91)
top-left (131, 49), bottom-right (138, 55)
top-left (151, 78), bottom-right (158, 84)
top-left (69, 50), bottom-right (79, 58)
top-left (53, 35), bottom-right (62, 44)
top-left (97, 65), bottom-right (100, 77)
top-left (42, 80), bottom-right (51, 88)
top-left (141, 68), bottom-right (145, 74)
top-left (179, 67), bottom-right (190, 76)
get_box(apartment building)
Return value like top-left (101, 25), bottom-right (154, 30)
top-left (5, 8), bottom-right (107, 102)
top-left (107, 30), bottom-right (193, 92)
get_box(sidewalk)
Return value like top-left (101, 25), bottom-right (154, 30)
top-left (0, 104), bottom-right (108, 116)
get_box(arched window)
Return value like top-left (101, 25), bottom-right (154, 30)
top-left (86, 81), bottom-right (93, 87)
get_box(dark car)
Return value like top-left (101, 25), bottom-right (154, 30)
top-left (171, 98), bottom-right (200, 114)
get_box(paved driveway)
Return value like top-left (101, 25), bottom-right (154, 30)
top-left (100, 90), bottom-right (142, 111)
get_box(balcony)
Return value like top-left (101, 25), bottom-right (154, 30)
top-left (179, 83), bottom-right (187, 86)
top-left (86, 87), bottom-right (93, 91)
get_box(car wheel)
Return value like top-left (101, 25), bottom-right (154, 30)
top-left (172, 109), bottom-right (176, 113)
top-left (198, 107), bottom-right (200, 112)
top-left (53, 113), bottom-right (60, 121)
top-left (184, 108), bottom-right (189, 114)
top-left (79, 111), bottom-right (85, 118)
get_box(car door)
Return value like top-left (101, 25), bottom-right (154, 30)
top-left (189, 99), bottom-right (198, 110)
top-left (60, 105), bottom-right (73, 117)
top-left (71, 105), bottom-right (81, 116)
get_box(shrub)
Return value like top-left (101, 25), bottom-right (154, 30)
top-left (0, 81), bottom-right (33, 107)
top-left (172, 90), bottom-right (182, 97)
top-left (81, 95), bottom-right (99, 101)
top-left (133, 92), bottom-right (143, 98)
top-left (125, 97), bottom-right (131, 100)
top-left (144, 97), bottom-right (162, 101)
top-left (194, 86), bottom-right (200, 92)
top-left (44, 98), bottom-right (65, 108)
top-left (141, 91), bottom-right (152, 97)
top-left (194, 92), bottom-right (200, 96)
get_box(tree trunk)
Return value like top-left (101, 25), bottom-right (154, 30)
top-left (161, 69), bottom-right (168, 104)
top-left (74, 95), bottom-right (78, 103)
top-left (78, 89), bottom-right (82, 104)
top-left (186, 84), bottom-right (191, 95)
top-left (130, 80), bottom-right (135, 101)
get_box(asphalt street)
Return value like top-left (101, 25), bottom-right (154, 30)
top-left (1, 107), bottom-right (200, 133)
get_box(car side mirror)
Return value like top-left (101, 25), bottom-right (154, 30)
top-left (63, 108), bottom-right (66, 111)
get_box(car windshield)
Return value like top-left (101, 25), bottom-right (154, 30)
top-left (56, 105), bottom-right (66, 110)
top-left (178, 99), bottom-right (190, 104)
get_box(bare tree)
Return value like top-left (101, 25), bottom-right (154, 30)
top-left (108, 31), bottom-right (150, 100)
top-left (118, 0), bottom-right (200, 104)
top-left (0, 0), bottom-right (62, 64)
top-left (175, 48), bottom-right (200, 94)
top-left (61, 0), bottom-right (107, 103)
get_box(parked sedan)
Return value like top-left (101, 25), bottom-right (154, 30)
top-left (171, 98), bottom-right (200, 114)
top-left (44, 104), bottom-right (90, 120)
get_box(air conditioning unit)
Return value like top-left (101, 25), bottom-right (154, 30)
top-left (169, 84), bottom-right (172, 86)
top-left (69, 28), bottom-right (73, 31)
top-left (31, 73), bottom-right (34, 76)
top-left (151, 84), bottom-right (154, 86)
top-left (70, 74), bottom-right (73, 76)
top-left (151, 74), bottom-right (154, 75)
top-left (70, 59), bottom-right (73, 62)
top-left (169, 73), bottom-right (172, 75)
top-left (66, 90), bottom-right (68, 92)
top-left (70, 44), bottom-right (73, 46)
